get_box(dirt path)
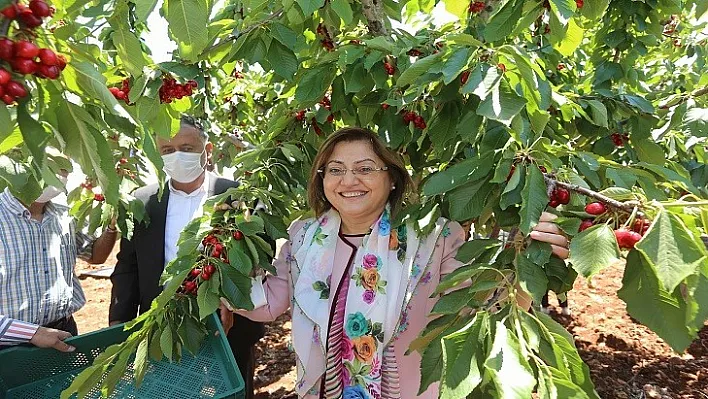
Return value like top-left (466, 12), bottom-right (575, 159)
top-left (73, 256), bottom-right (707, 398)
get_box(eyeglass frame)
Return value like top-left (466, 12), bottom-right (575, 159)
top-left (317, 165), bottom-right (390, 178)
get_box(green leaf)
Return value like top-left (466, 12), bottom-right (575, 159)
top-left (267, 41), bottom-right (298, 80)
top-left (568, 224), bottom-right (620, 278)
top-left (518, 165), bottom-right (548, 235)
top-left (428, 102), bottom-right (461, 148)
top-left (483, 0), bottom-right (524, 42)
top-left (221, 266), bottom-right (254, 310)
top-left (419, 332), bottom-right (444, 394)
top-left (432, 289), bottom-right (474, 315)
top-left (112, 28), bottom-right (146, 77)
top-left (396, 53), bottom-right (442, 88)
top-left (296, 0), bottom-right (325, 16)
top-left (516, 254), bottom-right (549, 305)
top-left (636, 210), bottom-right (707, 292)
top-left (66, 62), bottom-right (123, 115)
top-left (441, 48), bottom-right (471, 84)
top-left (17, 104), bottom-right (49, 176)
top-left (134, 0), bottom-right (158, 22)
top-left (633, 140), bottom-right (666, 165)
top-left (455, 239), bottom-right (502, 263)
top-left (618, 250), bottom-right (695, 352)
top-left (295, 63), bottom-right (337, 107)
top-left (549, 0), bottom-right (575, 26)
top-left (134, 336), bottom-right (149, 387)
top-left (448, 179), bottom-right (491, 221)
top-left (197, 279), bottom-right (221, 319)
top-left (443, 0), bottom-right (469, 19)
top-left (462, 63), bottom-right (502, 101)
top-left (160, 325), bottom-right (174, 359)
top-left (227, 246), bottom-right (254, 276)
top-left (270, 22), bottom-right (297, 49)
top-left (439, 313), bottom-right (487, 398)
top-left (166, 0), bottom-right (209, 62)
top-left (477, 81), bottom-right (527, 126)
top-left (583, 100), bottom-right (608, 128)
top-left (483, 321), bottom-right (535, 398)
top-left (556, 18), bottom-right (584, 56)
top-left (580, 0), bottom-right (609, 19)
top-left (331, 0), bottom-right (353, 23)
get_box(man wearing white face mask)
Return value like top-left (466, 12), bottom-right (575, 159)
top-left (109, 115), bottom-right (265, 399)
top-left (0, 159), bottom-right (119, 352)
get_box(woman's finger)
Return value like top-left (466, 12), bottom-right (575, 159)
top-left (529, 231), bottom-right (569, 248)
top-left (533, 221), bottom-right (563, 234)
top-left (539, 212), bottom-right (558, 223)
top-left (550, 244), bottom-right (569, 260)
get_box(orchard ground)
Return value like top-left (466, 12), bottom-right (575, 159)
top-left (74, 250), bottom-right (707, 398)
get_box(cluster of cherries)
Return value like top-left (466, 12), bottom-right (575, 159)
top-left (402, 110), bottom-right (426, 129)
top-left (316, 23), bottom-right (335, 52)
top-left (1, 0), bottom-right (53, 28)
top-left (179, 229), bottom-right (244, 294)
top-left (468, 1), bottom-right (485, 13)
top-left (93, 193), bottom-right (105, 202)
top-left (580, 202), bottom-right (649, 249)
top-left (548, 187), bottom-right (571, 208)
top-left (295, 96), bottom-right (334, 134)
top-left (109, 78), bottom-right (131, 104)
top-left (158, 77), bottom-right (198, 104)
top-left (610, 132), bottom-right (629, 146)
top-left (0, 1), bottom-right (65, 104)
top-left (80, 180), bottom-right (106, 202)
top-left (406, 48), bottom-right (423, 57)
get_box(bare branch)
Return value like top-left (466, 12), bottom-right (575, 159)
top-left (361, 0), bottom-right (388, 36)
top-left (545, 176), bottom-right (640, 214)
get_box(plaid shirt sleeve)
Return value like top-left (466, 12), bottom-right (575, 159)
top-left (74, 227), bottom-right (95, 262)
top-left (0, 315), bottom-right (39, 346)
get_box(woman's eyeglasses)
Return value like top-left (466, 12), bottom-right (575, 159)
top-left (317, 166), bottom-right (389, 178)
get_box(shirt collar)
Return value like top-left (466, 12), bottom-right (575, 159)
top-left (0, 187), bottom-right (31, 217)
top-left (168, 172), bottom-right (209, 198)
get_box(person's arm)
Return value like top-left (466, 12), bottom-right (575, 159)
top-left (109, 236), bottom-right (140, 324)
top-left (75, 219), bottom-right (118, 265)
top-left (233, 239), bottom-right (294, 322)
top-left (0, 315), bottom-right (75, 352)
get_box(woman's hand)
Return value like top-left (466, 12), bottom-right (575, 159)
top-left (529, 212), bottom-right (569, 259)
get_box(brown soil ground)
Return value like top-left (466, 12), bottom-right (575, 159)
top-left (74, 253), bottom-right (707, 398)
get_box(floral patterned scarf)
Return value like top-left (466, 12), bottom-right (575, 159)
top-left (290, 207), bottom-right (445, 398)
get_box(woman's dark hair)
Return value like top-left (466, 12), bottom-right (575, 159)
top-left (308, 127), bottom-right (413, 217)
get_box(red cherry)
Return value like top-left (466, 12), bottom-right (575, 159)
top-left (93, 193), bottom-right (105, 202)
top-left (204, 264), bottom-right (216, 275)
top-left (1, 4), bottom-right (18, 19)
top-left (497, 63), bottom-right (506, 73)
top-left (38, 48), bottom-right (58, 66)
top-left (555, 188), bottom-right (570, 205)
top-left (184, 280), bottom-right (197, 292)
top-left (190, 268), bottom-right (201, 278)
top-left (37, 64), bottom-right (60, 79)
top-left (188, 80), bottom-right (197, 88)
top-left (579, 220), bottom-right (593, 232)
top-left (14, 40), bottom-right (39, 59)
top-left (584, 202), bottom-right (606, 215)
top-left (29, 0), bottom-right (51, 17)
top-left (0, 38), bottom-right (13, 61)
top-left (548, 199), bottom-right (560, 208)
top-left (19, 9), bottom-right (42, 28)
top-left (119, 158), bottom-right (128, 164)
top-left (460, 70), bottom-right (470, 85)
top-left (614, 229), bottom-right (642, 249)
top-left (12, 58), bottom-right (37, 75)
top-left (575, 0), bottom-right (584, 8)
top-left (233, 230), bottom-right (244, 240)
top-left (201, 271), bottom-right (212, 280)
top-left (56, 54), bottom-right (67, 70)
top-left (1, 94), bottom-right (15, 105)
top-left (381, 103), bottom-right (390, 110)
top-left (5, 81), bottom-right (27, 98)
top-left (0, 67), bottom-right (10, 85)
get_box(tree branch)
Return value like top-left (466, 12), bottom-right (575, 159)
top-left (0, 18), bottom-right (11, 38)
top-left (545, 175), bottom-right (640, 214)
top-left (361, 0), bottom-right (388, 36)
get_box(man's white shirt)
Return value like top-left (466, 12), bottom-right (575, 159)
top-left (164, 174), bottom-right (209, 266)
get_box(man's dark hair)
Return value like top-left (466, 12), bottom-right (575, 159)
top-left (180, 114), bottom-right (208, 140)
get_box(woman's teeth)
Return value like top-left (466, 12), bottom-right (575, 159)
top-left (341, 191), bottom-right (367, 198)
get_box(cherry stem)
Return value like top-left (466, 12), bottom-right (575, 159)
top-left (544, 175), bottom-right (638, 213)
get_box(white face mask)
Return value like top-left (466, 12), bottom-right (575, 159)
top-left (35, 175), bottom-right (69, 203)
top-left (162, 149), bottom-right (206, 184)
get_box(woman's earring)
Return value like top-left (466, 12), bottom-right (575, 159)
top-left (391, 185), bottom-right (396, 190)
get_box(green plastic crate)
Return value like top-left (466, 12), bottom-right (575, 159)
top-left (0, 313), bottom-right (244, 399)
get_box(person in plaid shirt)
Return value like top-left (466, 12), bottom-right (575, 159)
top-left (0, 156), bottom-right (118, 352)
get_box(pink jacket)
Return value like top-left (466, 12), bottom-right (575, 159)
top-left (237, 220), bottom-right (465, 398)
